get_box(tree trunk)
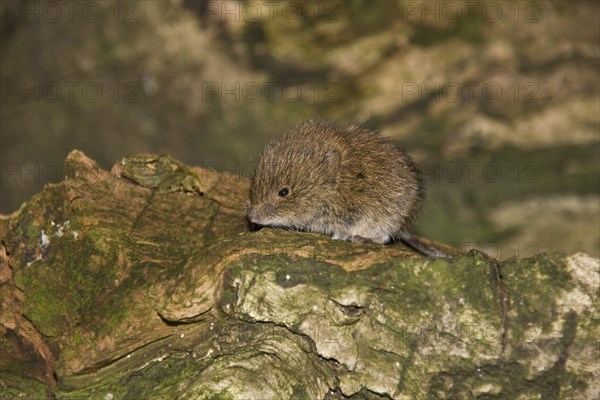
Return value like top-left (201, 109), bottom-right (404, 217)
top-left (1, 150), bottom-right (598, 399)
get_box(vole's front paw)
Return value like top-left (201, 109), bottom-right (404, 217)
top-left (332, 232), bottom-right (350, 241)
top-left (349, 235), bottom-right (375, 244)
top-left (332, 233), bottom-right (374, 244)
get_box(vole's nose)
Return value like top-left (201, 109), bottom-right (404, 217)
top-left (263, 204), bottom-right (275, 216)
top-left (247, 204), bottom-right (275, 225)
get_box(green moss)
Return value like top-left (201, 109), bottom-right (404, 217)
top-left (57, 354), bottom-right (202, 399)
top-left (56, 321), bottom-right (313, 399)
top-left (219, 251), bottom-right (595, 398)
top-left (15, 235), bottom-right (118, 338)
top-left (0, 373), bottom-right (52, 400)
top-left (502, 253), bottom-right (573, 333)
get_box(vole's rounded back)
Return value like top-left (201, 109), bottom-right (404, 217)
top-left (248, 120), bottom-right (424, 245)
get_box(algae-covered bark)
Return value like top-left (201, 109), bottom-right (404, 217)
top-left (0, 151), bottom-right (598, 399)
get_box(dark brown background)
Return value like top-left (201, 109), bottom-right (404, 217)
top-left (1, 0), bottom-right (598, 257)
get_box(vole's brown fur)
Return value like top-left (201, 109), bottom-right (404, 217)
top-left (247, 120), bottom-right (450, 258)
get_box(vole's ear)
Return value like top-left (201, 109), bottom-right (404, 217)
top-left (323, 149), bottom-right (341, 174)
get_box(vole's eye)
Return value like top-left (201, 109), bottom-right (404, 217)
top-left (278, 187), bottom-right (289, 197)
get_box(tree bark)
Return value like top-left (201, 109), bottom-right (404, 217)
top-left (1, 150), bottom-right (598, 399)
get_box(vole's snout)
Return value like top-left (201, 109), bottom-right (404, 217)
top-left (247, 203), bottom-right (275, 225)
top-left (247, 207), bottom-right (259, 224)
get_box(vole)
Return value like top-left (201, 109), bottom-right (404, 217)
top-left (247, 120), bottom-right (451, 258)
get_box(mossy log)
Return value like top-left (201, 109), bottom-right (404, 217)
top-left (1, 150), bottom-right (598, 399)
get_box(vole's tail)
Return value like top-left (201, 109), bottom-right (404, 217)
top-left (395, 230), bottom-right (454, 259)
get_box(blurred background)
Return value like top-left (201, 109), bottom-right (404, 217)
top-left (1, 0), bottom-right (598, 258)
